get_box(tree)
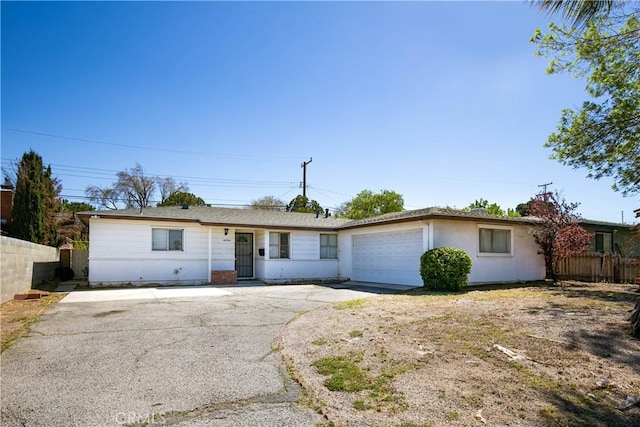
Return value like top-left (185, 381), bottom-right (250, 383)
top-left (57, 199), bottom-right (94, 247)
top-left (531, 4), bottom-right (640, 196)
top-left (515, 201), bottom-right (533, 217)
top-left (535, 0), bottom-right (614, 26)
top-left (115, 163), bottom-right (156, 209)
top-left (468, 198), bottom-right (506, 217)
top-left (528, 192), bottom-right (593, 282)
top-left (467, 198), bottom-right (521, 217)
top-left (506, 208), bottom-right (522, 218)
top-left (85, 164), bottom-right (186, 210)
top-left (85, 185), bottom-right (121, 210)
top-left (42, 165), bottom-right (62, 246)
top-left (249, 195), bottom-right (286, 211)
top-left (157, 191), bottom-right (206, 207)
top-left (338, 190), bottom-right (404, 219)
top-left (286, 195), bottom-right (324, 214)
top-left (11, 151), bottom-right (46, 244)
top-left (10, 151), bottom-right (60, 245)
top-left (61, 200), bottom-right (94, 213)
top-left (156, 177), bottom-right (188, 203)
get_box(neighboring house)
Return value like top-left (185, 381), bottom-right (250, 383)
top-left (579, 219), bottom-right (639, 257)
top-left (77, 206), bottom-right (546, 288)
top-left (1, 185), bottom-right (14, 234)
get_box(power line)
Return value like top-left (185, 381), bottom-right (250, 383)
top-left (2, 128), bottom-right (301, 161)
top-left (1, 158), bottom-right (297, 188)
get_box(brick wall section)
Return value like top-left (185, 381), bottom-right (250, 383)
top-left (211, 270), bottom-right (237, 285)
top-left (1, 236), bottom-right (59, 303)
top-left (1, 188), bottom-right (14, 227)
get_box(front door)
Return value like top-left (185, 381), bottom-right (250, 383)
top-left (235, 233), bottom-right (254, 278)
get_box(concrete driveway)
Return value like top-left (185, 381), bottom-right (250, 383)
top-left (1, 283), bottom-right (395, 426)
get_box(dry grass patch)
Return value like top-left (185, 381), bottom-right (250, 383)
top-left (280, 282), bottom-right (640, 426)
top-left (1, 293), bottom-right (66, 352)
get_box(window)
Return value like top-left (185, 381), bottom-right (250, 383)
top-left (269, 232), bottom-right (290, 259)
top-left (152, 228), bottom-right (183, 251)
top-left (479, 227), bottom-right (511, 254)
top-left (320, 234), bottom-right (338, 259)
top-left (595, 232), bottom-right (613, 253)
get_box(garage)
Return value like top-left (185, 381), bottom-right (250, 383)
top-left (352, 229), bottom-right (424, 286)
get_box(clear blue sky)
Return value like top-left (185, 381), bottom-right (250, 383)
top-left (2, 1), bottom-right (637, 223)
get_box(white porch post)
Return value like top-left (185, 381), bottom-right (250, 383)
top-left (208, 226), bottom-right (212, 281)
top-left (421, 221), bottom-right (431, 252)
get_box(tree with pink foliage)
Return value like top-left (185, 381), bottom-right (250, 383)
top-left (527, 192), bottom-right (594, 283)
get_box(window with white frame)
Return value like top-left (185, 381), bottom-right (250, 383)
top-left (269, 232), bottom-right (290, 259)
top-left (320, 234), bottom-right (338, 259)
top-left (152, 228), bottom-right (184, 251)
top-left (478, 226), bottom-right (512, 254)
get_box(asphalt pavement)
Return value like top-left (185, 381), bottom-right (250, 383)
top-left (0, 283), bottom-right (396, 427)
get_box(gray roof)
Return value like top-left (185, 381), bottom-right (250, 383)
top-left (578, 218), bottom-right (634, 229)
top-left (77, 206), bottom-right (350, 230)
top-left (77, 205), bottom-right (542, 231)
top-left (339, 207), bottom-right (541, 229)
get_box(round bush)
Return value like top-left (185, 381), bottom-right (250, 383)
top-left (420, 247), bottom-right (472, 291)
top-left (55, 267), bottom-right (75, 281)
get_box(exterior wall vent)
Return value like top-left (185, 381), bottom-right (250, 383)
top-left (181, 205), bottom-right (189, 210)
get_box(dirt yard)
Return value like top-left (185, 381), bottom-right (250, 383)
top-left (280, 282), bottom-right (640, 426)
top-left (1, 293), bottom-right (66, 352)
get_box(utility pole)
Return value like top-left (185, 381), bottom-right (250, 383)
top-left (538, 182), bottom-right (553, 199)
top-left (301, 158), bottom-right (312, 198)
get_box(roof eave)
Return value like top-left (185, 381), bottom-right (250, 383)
top-left (78, 212), bottom-right (343, 231)
top-left (338, 213), bottom-right (540, 230)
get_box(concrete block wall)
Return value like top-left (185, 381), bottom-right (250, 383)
top-left (1, 236), bottom-right (59, 303)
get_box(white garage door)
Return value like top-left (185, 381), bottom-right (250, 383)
top-left (352, 229), bottom-right (423, 286)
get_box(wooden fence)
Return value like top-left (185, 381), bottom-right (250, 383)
top-left (71, 249), bottom-right (89, 280)
top-left (557, 252), bottom-right (638, 283)
top-left (59, 249), bottom-right (89, 280)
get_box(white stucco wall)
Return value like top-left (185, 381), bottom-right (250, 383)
top-left (339, 219), bottom-right (544, 286)
top-left (259, 230), bottom-right (340, 282)
top-left (88, 216), bottom-right (544, 287)
top-left (433, 220), bottom-right (544, 283)
top-left (88, 219), bottom-right (341, 285)
top-left (89, 219), bottom-right (230, 286)
top-left (211, 227), bottom-right (235, 271)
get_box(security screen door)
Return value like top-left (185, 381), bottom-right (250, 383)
top-left (235, 233), bottom-right (253, 278)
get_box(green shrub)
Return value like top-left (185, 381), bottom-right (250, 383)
top-left (420, 247), bottom-right (472, 291)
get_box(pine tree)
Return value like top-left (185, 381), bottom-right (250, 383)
top-left (11, 151), bottom-right (46, 244)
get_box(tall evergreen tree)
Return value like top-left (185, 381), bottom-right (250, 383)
top-left (42, 165), bottom-right (62, 246)
top-left (11, 151), bottom-right (46, 244)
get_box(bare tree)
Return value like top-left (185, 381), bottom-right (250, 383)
top-left (249, 195), bottom-right (286, 211)
top-left (85, 164), bottom-right (190, 210)
top-left (115, 164), bottom-right (156, 209)
top-left (156, 177), bottom-right (188, 203)
top-left (85, 185), bottom-right (121, 210)
top-left (615, 233), bottom-right (639, 259)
